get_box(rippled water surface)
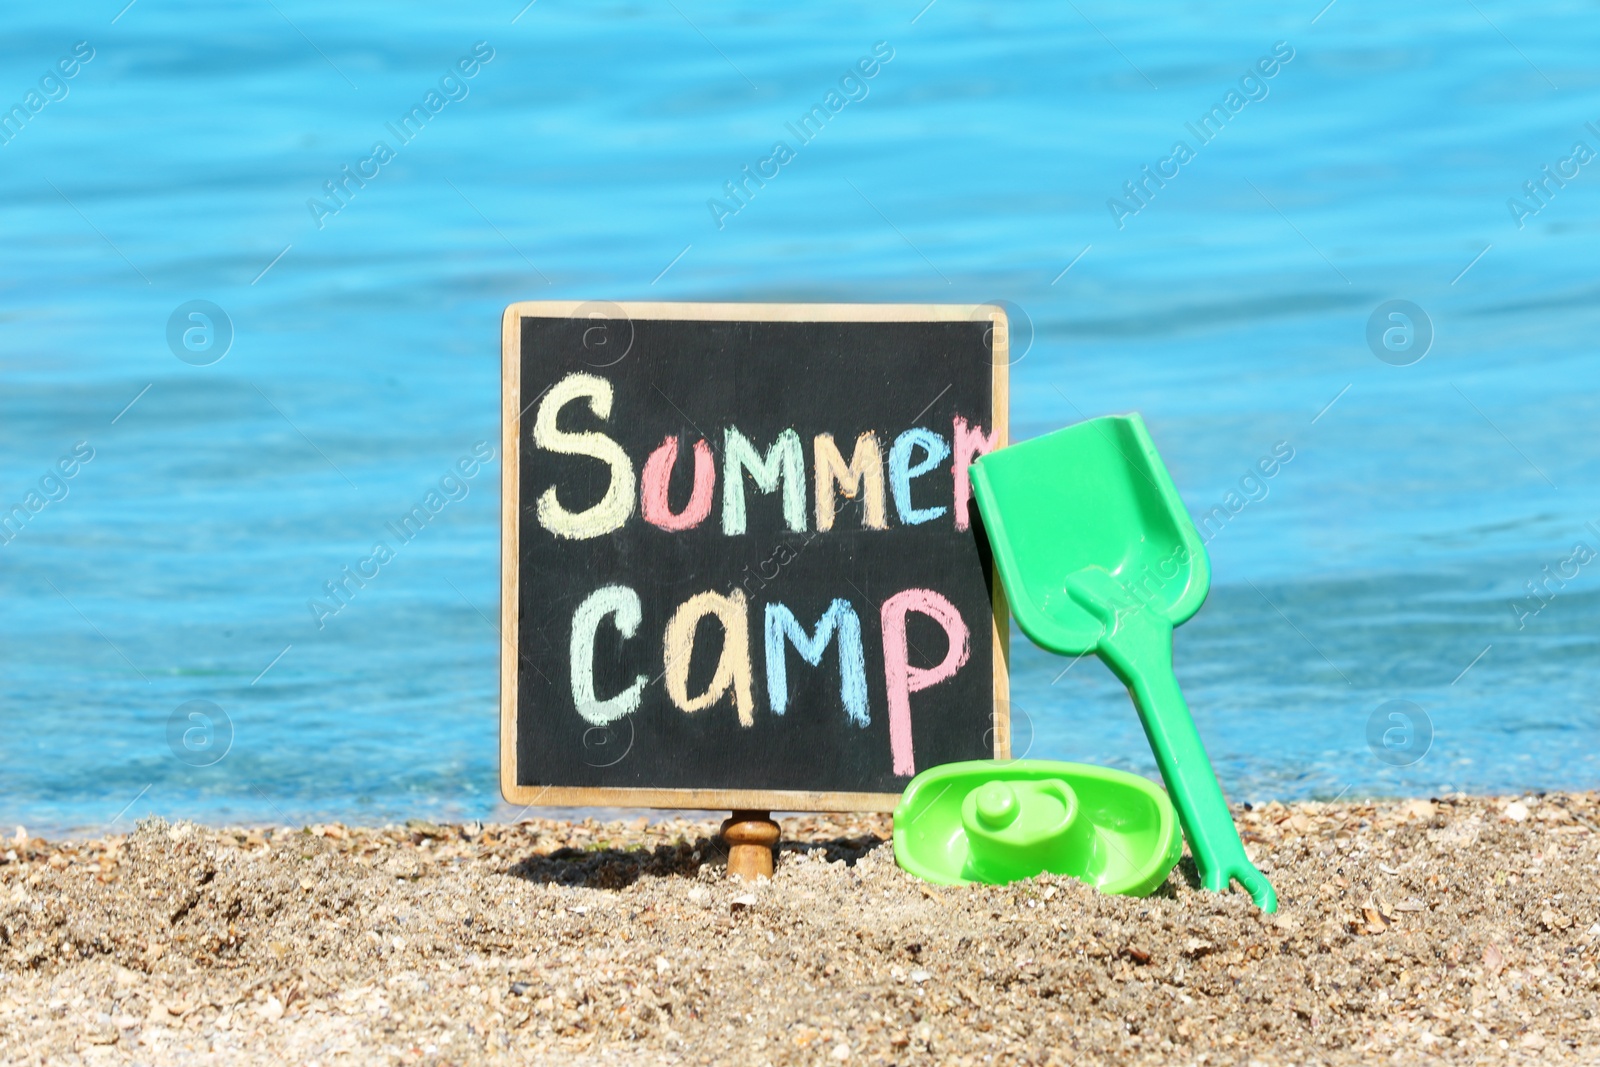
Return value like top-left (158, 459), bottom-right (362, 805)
top-left (3, 0), bottom-right (1598, 833)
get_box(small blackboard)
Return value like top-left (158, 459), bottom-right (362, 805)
top-left (500, 302), bottom-right (1009, 812)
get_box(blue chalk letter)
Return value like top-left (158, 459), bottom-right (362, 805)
top-left (889, 427), bottom-right (950, 526)
top-left (763, 599), bottom-right (869, 726)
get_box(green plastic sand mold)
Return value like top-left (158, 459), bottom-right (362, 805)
top-left (892, 759), bottom-right (1182, 895)
top-left (968, 413), bottom-right (1277, 912)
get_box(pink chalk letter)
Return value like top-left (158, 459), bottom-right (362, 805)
top-left (951, 416), bottom-right (999, 530)
top-left (881, 588), bottom-right (971, 776)
top-left (641, 435), bottom-right (715, 531)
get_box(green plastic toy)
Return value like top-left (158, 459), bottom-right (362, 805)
top-left (892, 759), bottom-right (1182, 894)
top-left (969, 413), bottom-right (1277, 911)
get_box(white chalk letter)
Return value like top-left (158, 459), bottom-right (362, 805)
top-left (570, 584), bottom-right (647, 725)
top-left (533, 372), bottom-right (637, 539)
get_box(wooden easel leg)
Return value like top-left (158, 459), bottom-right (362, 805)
top-left (720, 810), bottom-right (780, 880)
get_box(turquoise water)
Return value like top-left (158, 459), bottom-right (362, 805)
top-left (3, 1), bottom-right (1598, 834)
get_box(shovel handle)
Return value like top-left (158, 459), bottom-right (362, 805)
top-left (1068, 588), bottom-right (1276, 912)
top-left (1121, 643), bottom-right (1277, 912)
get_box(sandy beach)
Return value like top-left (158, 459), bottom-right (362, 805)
top-left (2, 792), bottom-right (1596, 1065)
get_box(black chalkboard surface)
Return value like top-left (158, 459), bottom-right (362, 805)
top-left (501, 302), bottom-right (1009, 812)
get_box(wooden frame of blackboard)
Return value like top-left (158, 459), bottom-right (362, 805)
top-left (500, 301), bottom-right (1010, 812)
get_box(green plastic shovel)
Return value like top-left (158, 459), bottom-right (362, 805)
top-left (970, 413), bottom-right (1276, 911)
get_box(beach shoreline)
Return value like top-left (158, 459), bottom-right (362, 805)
top-left (2, 791), bottom-right (1596, 1064)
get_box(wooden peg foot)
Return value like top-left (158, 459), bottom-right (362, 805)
top-left (721, 810), bottom-right (779, 881)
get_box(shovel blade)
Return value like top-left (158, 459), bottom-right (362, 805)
top-left (971, 413), bottom-right (1209, 656)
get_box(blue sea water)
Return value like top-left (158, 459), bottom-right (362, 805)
top-left (2, 0), bottom-right (1598, 835)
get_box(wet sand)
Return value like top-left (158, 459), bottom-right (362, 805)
top-left (2, 791), bottom-right (1597, 1065)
